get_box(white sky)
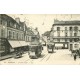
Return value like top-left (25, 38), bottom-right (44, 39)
top-left (8, 14), bottom-right (80, 34)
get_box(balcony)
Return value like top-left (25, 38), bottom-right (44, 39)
top-left (52, 36), bottom-right (80, 39)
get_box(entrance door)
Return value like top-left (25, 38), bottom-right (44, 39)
top-left (70, 44), bottom-right (73, 51)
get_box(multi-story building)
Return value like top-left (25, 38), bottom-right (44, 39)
top-left (0, 14), bottom-right (27, 58)
top-left (50, 19), bottom-right (80, 50)
top-left (0, 14), bottom-right (41, 59)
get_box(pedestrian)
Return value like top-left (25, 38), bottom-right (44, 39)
top-left (74, 53), bottom-right (77, 61)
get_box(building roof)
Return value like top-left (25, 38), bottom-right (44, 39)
top-left (0, 14), bottom-right (27, 31)
top-left (26, 27), bottom-right (34, 36)
top-left (0, 14), bottom-right (17, 24)
top-left (53, 19), bottom-right (80, 26)
top-left (43, 31), bottom-right (50, 37)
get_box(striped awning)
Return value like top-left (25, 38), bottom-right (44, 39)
top-left (19, 41), bottom-right (30, 46)
top-left (8, 40), bottom-right (30, 48)
top-left (8, 40), bottom-right (21, 48)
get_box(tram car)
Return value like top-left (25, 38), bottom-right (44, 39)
top-left (28, 41), bottom-right (43, 59)
top-left (47, 42), bottom-right (55, 53)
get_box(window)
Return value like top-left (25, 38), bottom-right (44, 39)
top-left (0, 19), bottom-right (2, 24)
top-left (22, 34), bottom-right (24, 40)
top-left (70, 32), bottom-right (72, 37)
top-left (69, 27), bottom-right (72, 31)
top-left (74, 27), bottom-right (78, 31)
top-left (65, 27), bottom-right (67, 30)
top-left (8, 31), bottom-right (12, 39)
top-left (13, 32), bottom-right (15, 39)
top-left (74, 33), bottom-right (77, 36)
top-left (7, 21), bottom-right (10, 27)
top-left (26, 36), bottom-right (27, 41)
top-left (57, 32), bottom-right (60, 37)
top-left (74, 44), bottom-right (78, 48)
top-left (65, 33), bottom-right (68, 37)
top-left (10, 22), bottom-right (14, 27)
top-left (70, 39), bottom-right (72, 42)
top-left (16, 33), bottom-right (18, 39)
top-left (74, 39), bottom-right (78, 42)
top-left (57, 39), bottom-right (60, 42)
top-left (14, 24), bottom-right (16, 28)
top-left (65, 39), bottom-right (67, 42)
top-left (57, 27), bottom-right (60, 31)
top-left (1, 29), bottom-right (5, 38)
top-left (0, 39), bottom-right (5, 50)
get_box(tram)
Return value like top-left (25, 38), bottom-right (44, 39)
top-left (47, 42), bottom-right (55, 53)
top-left (28, 41), bottom-right (43, 59)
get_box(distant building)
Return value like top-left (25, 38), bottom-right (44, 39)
top-left (50, 19), bottom-right (80, 49)
top-left (42, 31), bottom-right (51, 42)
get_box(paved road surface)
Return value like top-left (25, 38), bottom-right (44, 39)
top-left (0, 46), bottom-right (80, 65)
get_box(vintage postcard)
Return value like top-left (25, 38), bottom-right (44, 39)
top-left (0, 14), bottom-right (80, 65)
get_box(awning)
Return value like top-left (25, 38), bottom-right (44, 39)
top-left (8, 40), bottom-right (30, 48)
top-left (8, 40), bottom-right (21, 48)
top-left (55, 44), bottom-right (63, 47)
top-left (19, 41), bottom-right (30, 46)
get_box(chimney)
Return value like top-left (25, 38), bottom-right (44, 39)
top-left (15, 17), bottom-right (20, 23)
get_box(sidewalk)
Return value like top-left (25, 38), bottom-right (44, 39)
top-left (0, 54), bottom-right (13, 61)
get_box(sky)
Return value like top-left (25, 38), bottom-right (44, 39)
top-left (8, 14), bottom-right (80, 35)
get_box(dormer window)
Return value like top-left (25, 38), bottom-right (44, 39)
top-left (20, 26), bottom-right (21, 30)
top-left (14, 24), bottom-right (16, 28)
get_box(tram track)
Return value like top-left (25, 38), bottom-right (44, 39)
top-left (46, 54), bottom-right (52, 61)
top-left (40, 54), bottom-right (49, 62)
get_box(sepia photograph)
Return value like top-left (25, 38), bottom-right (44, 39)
top-left (0, 14), bottom-right (80, 64)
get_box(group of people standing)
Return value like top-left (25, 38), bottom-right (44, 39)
top-left (71, 49), bottom-right (80, 61)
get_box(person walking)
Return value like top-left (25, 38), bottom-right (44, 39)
top-left (74, 53), bottom-right (77, 61)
